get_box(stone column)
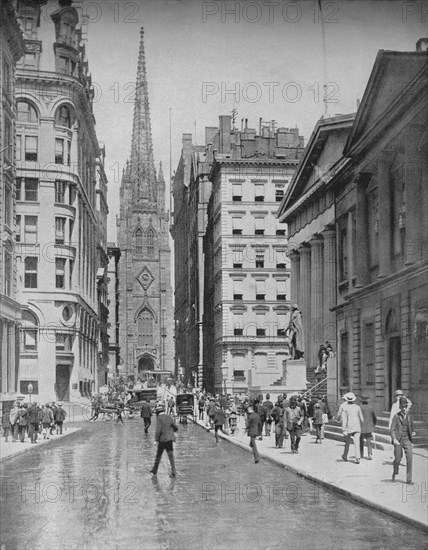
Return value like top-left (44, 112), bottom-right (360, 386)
top-left (310, 236), bottom-right (324, 361)
top-left (288, 250), bottom-right (300, 306)
top-left (299, 244), bottom-right (312, 367)
top-left (321, 228), bottom-right (336, 343)
top-left (404, 124), bottom-right (425, 265)
top-left (377, 150), bottom-right (393, 278)
top-left (355, 174), bottom-right (370, 286)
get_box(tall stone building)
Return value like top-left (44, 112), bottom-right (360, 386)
top-left (0, 0), bottom-right (25, 411)
top-left (117, 29), bottom-right (174, 381)
top-left (14, 0), bottom-right (107, 403)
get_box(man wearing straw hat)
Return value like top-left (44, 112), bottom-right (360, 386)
top-left (340, 392), bottom-right (363, 464)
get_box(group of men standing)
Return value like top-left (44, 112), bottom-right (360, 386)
top-left (2, 401), bottom-right (66, 443)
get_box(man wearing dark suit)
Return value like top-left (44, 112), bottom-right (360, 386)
top-left (246, 406), bottom-right (260, 463)
top-left (140, 399), bottom-right (153, 433)
top-left (150, 404), bottom-right (178, 477)
top-left (390, 396), bottom-right (415, 484)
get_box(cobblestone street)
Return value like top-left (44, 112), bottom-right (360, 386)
top-left (1, 419), bottom-right (427, 550)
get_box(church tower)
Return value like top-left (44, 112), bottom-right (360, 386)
top-left (117, 28), bottom-right (174, 380)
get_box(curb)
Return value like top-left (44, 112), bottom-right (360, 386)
top-left (193, 418), bottom-right (428, 533)
top-left (0, 428), bottom-right (82, 464)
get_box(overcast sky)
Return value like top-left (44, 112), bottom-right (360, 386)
top-left (82, 0), bottom-right (427, 241)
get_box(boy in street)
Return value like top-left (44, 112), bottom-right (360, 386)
top-left (391, 396), bottom-right (416, 484)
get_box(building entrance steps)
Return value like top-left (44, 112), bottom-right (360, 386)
top-left (194, 415), bottom-right (428, 531)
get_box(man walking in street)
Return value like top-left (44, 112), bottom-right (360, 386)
top-left (263, 394), bottom-right (274, 436)
top-left (359, 396), bottom-right (377, 460)
top-left (150, 403), bottom-right (178, 477)
top-left (213, 404), bottom-right (227, 443)
top-left (41, 404), bottom-right (54, 439)
top-left (284, 396), bottom-right (304, 454)
top-left (55, 403), bottom-right (67, 434)
top-left (391, 396), bottom-right (416, 484)
top-left (341, 392), bottom-right (364, 464)
top-left (388, 389), bottom-right (412, 430)
top-left (27, 402), bottom-right (39, 444)
top-left (246, 406), bottom-right (260, 463)
top-left (140, 398), bottom-right (153, 433)
top-left (9, 401), bottom-right (20, 442)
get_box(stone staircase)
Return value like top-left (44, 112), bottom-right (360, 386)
top-left (318, 413), bottom-right (428, 450)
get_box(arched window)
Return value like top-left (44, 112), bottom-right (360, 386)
top-left (22, 310), bottom-right (39, 351)
top-left (147, 229), bottom-right (154, 256)
top-left (55, 105), bottom-right (73, 128)
top-left (138, 311), bottom-right (154, 347)
top-left (135, 228), bottom-right (143, 254)
top-left (17, 100), bottom-right (38, 123)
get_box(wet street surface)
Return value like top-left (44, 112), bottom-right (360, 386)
top-left (1, 420), bottom-right (426, 550)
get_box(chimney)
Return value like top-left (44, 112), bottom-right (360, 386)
top-left (219, 115), bottom-right (232, 154)
top-left (416, 38), bottom-right (428, 51)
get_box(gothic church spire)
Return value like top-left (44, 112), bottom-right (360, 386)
top-left (128, 27), bottom-right (157, 205)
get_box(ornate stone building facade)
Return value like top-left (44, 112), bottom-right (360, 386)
top-left (14, 0), bottom-right (107, 403)
top-left (117, 29), bottom-right (174, 380)
top-left (0, 0), bottom-right (25, 410)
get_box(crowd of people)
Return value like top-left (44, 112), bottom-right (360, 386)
top-left (1, 401), bottom-right (67, 444)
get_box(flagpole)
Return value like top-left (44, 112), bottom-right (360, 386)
top-left (319, 0), bottom-right (328, 117)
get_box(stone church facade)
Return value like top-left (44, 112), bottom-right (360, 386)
top-left (117, 29), bottom-right (174, 380)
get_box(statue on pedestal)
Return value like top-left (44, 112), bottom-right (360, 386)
top-left (287, 304), bottom-right (305, 360)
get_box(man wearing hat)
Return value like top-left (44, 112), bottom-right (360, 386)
top-left (150, 403), bottom-right (178, 477)
top-left (340, 392), bottom-right (364, 464)
top-left (246, 406), bottom-right (261, 463)
top-left (388, 390), bottom-right (412, 431)
top-left (390, 396), bottom-right (415, 483)
top-left (359, 396), bottom-right (377, 460)
top-left (284, 396), bottom-right (304, 453)
top-left (54, 403), bottom-right (67, 434)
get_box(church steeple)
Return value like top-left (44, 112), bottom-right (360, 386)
top-left (128, 27), bottom-right (157, 205)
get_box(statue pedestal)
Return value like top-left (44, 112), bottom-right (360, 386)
top-left (283, 359), bottom-right (309, 390)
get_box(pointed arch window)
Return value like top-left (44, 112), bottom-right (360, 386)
top-left (135, 228), bottom-right (143, 254)
top-left (147, 229), bottom-right (154, 256)
top-left (138, 310), bottom-right (154, 347)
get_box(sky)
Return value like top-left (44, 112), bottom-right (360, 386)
top-left (81, 0), bottom-right (427, 241)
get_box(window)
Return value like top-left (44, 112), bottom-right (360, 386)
top-left (4, 118), bottom-right (13, 161)
top-left (25, 136), bottom-right (38, 161)
top-left (24, 257), bottom-right (38, 288)
top-left (16, 178), bottom-right (38, 201)
top-left (254, 183), bottom-right (265, 202)
top-left (55, 217), bottom-right (66, 244)
top-left (69, 220), bottom-right (74, 244)
top-left (55, 138), bottom-right (65, 164)
top-left (256, 314), bottom-right (266, 337)
top-left (17, 101), bottom-right (38, 123)
top-left (233, 370), bottom-right (245, 380)
top-left (24, 216), bottom-right (37, 244)
top-left (16, 215), bottom-right (21, 242)
top-left (2, 59), bottom-right (12, 99)
top-left (338, 218), bottom-right (348, 282)
top-left (340, 332), bottom-right (349, 386)
top-left (233, 280), bottom-right (243, 300)
top-left (147, 229), bottom-right (154, 256)
top-left (56, 333), bottom-right (72, 351)
top-left (275, 187), bottom-right (284, 202)
top-left (256, 279), bottom-right (265, 300)
top-left (55, 181), bottom-right (66, 203)
top-left (255, 217), bottom-right (265, 235)
top-left (4, 250), bottom-right (12, 297)
top-left (69, 260), bottom-right (74, 289)
top-left (232, 217), bottom-right (242, 235)
top-left (4, 184), bottom-right (12, 227)
top-left (232, 182), bottom-right (242, 201)
top-left (255, 252), bottom-right (264, 268)
top-left (233, 247), bottom-right (244, 268)
top-left (233, 314), bottom-right (243, 336)
top-left (16, 135), bottom-right (22, 161)
top-left (277, 280), bottom-right (287, 301)
top-left (276, 250), bottom-right (286, 269)
top-left (276, 229), bottom-right (286, 236)
top-left (277, 313), bottom-right (287, 336)
top-left (58, 55), bottom-right (75, 76)
top-left (56, 258), bottom-right (66, 288)
top-left (55, 105), bottom-right (72, 128)
top-left (22, 310), bottom-right (38, 351)
top-left (138, 311), bottom-right (154, 347)
top-left (135, 228), bottom-right (143, 253)
top-left (363, 322), bottom-right (375, 385)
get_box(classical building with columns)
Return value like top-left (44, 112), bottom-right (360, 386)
top-left (278, 114), bottom-right (356, 404)
top-left (279, 45), bottom-right (427, 416)
top-left (331, 47), bottom-right (427, 417)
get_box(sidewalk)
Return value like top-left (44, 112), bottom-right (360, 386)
top-left (195, 416), bottom-right (428, 532)
top-left (0, 426), bottom-right (82, 463)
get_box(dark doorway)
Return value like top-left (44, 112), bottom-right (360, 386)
top-left (56, 364), bottom-right (70, 401)
top-left (138, 356), bottom-right (154, 373)
top-left (388, 336), bottom-right (401, 409)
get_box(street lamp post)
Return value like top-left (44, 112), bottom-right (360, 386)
top-left (27, 383), bottom-right (33, 403)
